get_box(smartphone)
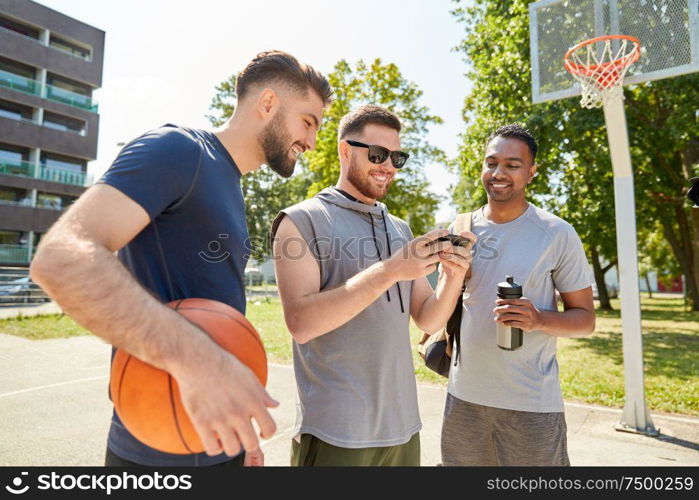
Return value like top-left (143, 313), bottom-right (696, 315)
top-left (435, 234), bottom-right (472, 247)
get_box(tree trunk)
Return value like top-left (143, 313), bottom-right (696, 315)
top-left (590, 246), bottom-right (613, 310)
top-left (644, 272), bottom-right (653, 299)
top-left (661, 209), bottom-right (699, 311)
top-left (690, 202), bottom-right (699, 310)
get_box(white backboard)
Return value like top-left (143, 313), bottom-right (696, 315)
top-left (530, 0), bottom-right (699, 103)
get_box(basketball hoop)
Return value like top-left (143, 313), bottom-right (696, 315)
top-left (564, 35), bottom-right (641, 109)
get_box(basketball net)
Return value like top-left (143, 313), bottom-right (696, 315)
top-left (564, 35), bottom-right (641, 109)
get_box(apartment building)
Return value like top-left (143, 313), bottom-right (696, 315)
top-left (0, 0), bottom-right (104, 266)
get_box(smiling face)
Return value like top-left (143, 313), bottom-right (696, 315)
top-left (259, 87), bottom-right (324, 178)
top-left (481, 136), bottom-right (537, 204)
top-left (341, 123), bottom-right (401, 201)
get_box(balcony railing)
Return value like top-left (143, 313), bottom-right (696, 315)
top-left (0, 159), bottom-right (34, 177)
top-left (0, 159), bottom-right (93, 187)
top-left (44, 84), bottom-right (97, 112)
top-left (38, 165), bottom-right (91, 186)
top-left (0, 69), bottom-right (98, 112)
top-left (0, 69), bottom-right (40, 95)
top-left (0, 245), bottom-right (30, 265)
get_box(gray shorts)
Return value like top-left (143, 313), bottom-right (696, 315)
top-left (441, 393), bottom-right (570, 466)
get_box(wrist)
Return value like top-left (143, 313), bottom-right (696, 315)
top-left (535, 309), bottom-right (549, 332)
top-left (164, 326), bottom-right (226, 379)
top-left (377, 258), bottom-right (402, 284)
top-left (443, 268), bottom-right (466, 289)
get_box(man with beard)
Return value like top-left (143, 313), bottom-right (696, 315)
top-left (440, 124), bottom-right (596, 466)
top-left (271, 105), bottom-right (476, 466)
top-left (30, 51), bottom-right (332, 467)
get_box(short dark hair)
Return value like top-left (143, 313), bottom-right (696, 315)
top-left (339, 105), bottom-right (401, 140)
top-left (236, 50), bottom-right (333, 105)
top-left (486, 124), bottom-right (538, 162)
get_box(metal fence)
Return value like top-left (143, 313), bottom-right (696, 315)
top-left (0, 267), bottom-right (50, 304)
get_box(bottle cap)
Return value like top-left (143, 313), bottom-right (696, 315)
top-left (497, 275), bottom-right (522, 296)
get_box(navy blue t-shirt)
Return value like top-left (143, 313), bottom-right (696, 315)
top-left (99, 124), bottom-right (249, 466)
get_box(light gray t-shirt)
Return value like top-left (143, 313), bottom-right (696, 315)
top-left (271, 188), bottom-right (420, 448)
top-left (448, 204), bottom-right (594, 412)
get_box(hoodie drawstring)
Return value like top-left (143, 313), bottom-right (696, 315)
top-left (369, 212), bottom-right (405, 314)
top-left (369, 213), bottom-right (392, 304)
top-left (381, 211), bottom-right (405, 314)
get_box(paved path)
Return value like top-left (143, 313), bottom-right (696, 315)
top-left (0, 334), bottom-right (696, 466)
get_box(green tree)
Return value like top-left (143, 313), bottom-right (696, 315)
top-left (208, 60), bottom-right (445, 259)
top-left (625, 81), bottom-right (699, 308)
top-left (304, 59), bottom-right (443, 236)
top-left (451, 0), bottom-right (699, 310)
top-left (638, 222), bottom-right (681, 299)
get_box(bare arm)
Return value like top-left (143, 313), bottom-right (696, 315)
top-left (493, 286), bottom-right (596, 338)
top-left (273, 215), bottom-right (449, 344)
top-left (30, 184), bottom-right (277, 456)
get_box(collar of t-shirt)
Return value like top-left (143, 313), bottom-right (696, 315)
top-left (333, 187), bottom-right (376, 206)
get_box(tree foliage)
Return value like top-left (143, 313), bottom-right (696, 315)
top-left (208, 60), bottom-right (445, 259)
top-left (451, 0), bottom-right (698, 309)
top-left (304, 59), bottom-right (444, 235)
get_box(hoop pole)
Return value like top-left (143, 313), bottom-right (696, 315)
top-left (602, 95), bottom-right (658, 436)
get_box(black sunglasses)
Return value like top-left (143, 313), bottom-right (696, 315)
top-left (345, 140), bottom-right (409, 169)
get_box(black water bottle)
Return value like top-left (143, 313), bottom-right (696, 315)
top-left (496, 275), bottom-right (523, 351)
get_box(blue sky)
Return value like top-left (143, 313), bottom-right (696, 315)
top-left (37, 0), bottom-right (473, 221)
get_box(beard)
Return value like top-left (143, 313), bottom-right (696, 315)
top-left (259, 108), bottom-right (296, 178)
top-left (347, 154), bottom-right (393, 201)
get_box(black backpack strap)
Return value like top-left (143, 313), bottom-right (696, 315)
top-left (449, 212), bottom-right (472, 367)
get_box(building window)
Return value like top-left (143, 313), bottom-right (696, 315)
top-left (40, 152), bottom-right (85, 173)
top-left (0, 143), bottom-right (29, 164)
top-left (0, 56), bottom-right (36, 79)
top-left (0, 15), bottom-right (39, 40)
top-left (0, 56), bottom-right (38, 95)
top-left (0, 187), bottom-right (30, 204)
top-left (0, 99), bottom-right (34, 122)
top-left (43, 111), bottom-right (86, 135)
top-left (49, 34), bottom-right (91, 61)
top-left (0, 144), bottom-right (32, 177)
top-left (36, 192), bottom-right (76, 210)
top-left (0, 230), bottom-right (24, 245)
top-left (45, 73), bottom-right (93, 108)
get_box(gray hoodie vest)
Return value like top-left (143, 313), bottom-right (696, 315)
top-left (271, 187), bottom-right (421, 448)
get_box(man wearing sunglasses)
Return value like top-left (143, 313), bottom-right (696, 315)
top-left (271, 105), bottom-right (475, 466)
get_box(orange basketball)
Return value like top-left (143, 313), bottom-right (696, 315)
top-left (110, 298), bottom-right (267, 454)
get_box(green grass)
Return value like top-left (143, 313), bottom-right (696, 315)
top-left (2, 295), bottom-right (696, 416)
top-left (245, 296), bottom-right (293, 362)
top-left (246, 296), bottom-right (699, 416)
top-left (558, 296), bottom-right (698, 416)
top-left (244, 296), bottom-right (448, 387)
top-left (0, 313), bottom-right (90, 340)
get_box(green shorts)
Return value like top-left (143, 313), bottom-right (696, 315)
top-left (290, 433), bottom-right (420, 467)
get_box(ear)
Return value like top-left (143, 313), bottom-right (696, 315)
top-left (338, 140), bottom-right (351, 162)
top-left (256, 88), bottom-right (278, 120)
top-left (528, 163), bottom-right (538, 184)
